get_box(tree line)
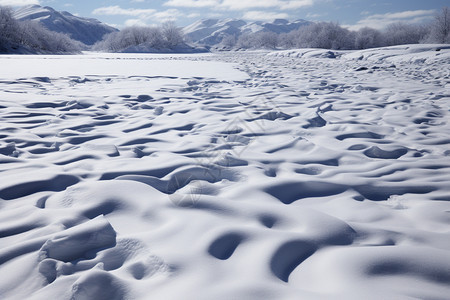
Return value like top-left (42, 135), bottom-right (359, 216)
top-left (223, 7), bottom-right (450, 50)
top-left (92, 22), bottom-right (185, 52)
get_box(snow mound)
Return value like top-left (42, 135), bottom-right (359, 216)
top-left (343, 44), bottom-right (450, 63)
top-left (270, 44), bottom-right (450, 64)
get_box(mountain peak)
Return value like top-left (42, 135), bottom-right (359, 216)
top-left (13, 5), bottom-right (117, 46)
top-left (184, 18), bottom-right (312, 46)
top-left (273, 19), bottom-right (289, 25)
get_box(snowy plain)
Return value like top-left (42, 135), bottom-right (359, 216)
top-left (0, 45), bottom-right (449, 300)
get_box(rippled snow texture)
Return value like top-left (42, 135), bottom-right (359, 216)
top-left (0, 46), bottom-right (450, 300)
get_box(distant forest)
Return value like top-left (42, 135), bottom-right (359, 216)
top-left (217, 6), bottom-right (450, 50)
top-left (1, 5), bottom-right (449, 54)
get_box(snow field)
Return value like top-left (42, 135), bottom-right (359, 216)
top-left (0, 45), bottom-right (449, 299)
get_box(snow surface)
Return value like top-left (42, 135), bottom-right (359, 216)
top-left (0, 46), bottom-right (449, 299)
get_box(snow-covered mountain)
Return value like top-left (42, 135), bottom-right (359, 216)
top-left (184, 18), bottom-right (312, 46)
top-left (14, 5), bottom-right (117, 45)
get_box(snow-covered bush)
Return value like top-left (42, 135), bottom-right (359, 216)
top-left (93, 22), bottom-right (185, 52)
top-left (161, 21), bottom-right (184, 48)
top-left (279, 30), bottom-right (300, 48)
top-left (355, 27), bottom-right (384, 49)
top-left (383, 23), bottom-right (429, 46)
top-left (255, 31), bottom-right (279, 49)
top-left (219, 34), bottom-right (237, 49)
top-left (93, 26), bottom-right (164, 52)
top-left (236, 33), bottom-right (258, 49)
top-left (236, 31), bottom-right (279, 50)
top-left (0, 6), bottom-right (19, 51)
top-left (425, 6), bottom-right (450, 43)
top-left (293, 22), bottom-right (355, 50)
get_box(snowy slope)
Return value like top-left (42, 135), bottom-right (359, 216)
top-left (0, 46), bottom-right (449, 299)
top-left (14, 5), bottom-right (117, 45)
top-left (184, 18), bottom-right (311, 46)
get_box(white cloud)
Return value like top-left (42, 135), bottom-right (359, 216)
top-left (187, 12), bottom-right (201, 18)
top-left (153, 9), bottom-right (183, 22)
top-left (165, 0), bottom-right (313, 10)
top-left (278, 0), bottom-right (314, 10)
top-left (347, 9), bottom-right (435, 30)
top-left (92, 6), bottom-right (156, 17)
top-left (221, 0), bottom-right (278, 10)
top-left (164, 0), bottom-right (219, 8)
top-left (0, 0), bottom-right (39, 5)
top-left (124, 18), bottom-right (147, 27)
top-left (306, 12), bottom-right (327, 19)
top-left (93, 6), bottom-right (185, 26)
top-left (242, 10), bottom-right (289, 21)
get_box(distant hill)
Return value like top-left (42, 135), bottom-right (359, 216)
top-left (184, 18), bottom-right (312, 46)
top-left (14, 5), bottom-right (118, 46)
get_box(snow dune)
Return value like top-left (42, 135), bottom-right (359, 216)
top-left (0, 46), bottom-right (449, 299)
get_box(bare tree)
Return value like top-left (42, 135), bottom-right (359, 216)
top-left (430, 6), bottom-right (450, 43)
top-left (93, 23), bottom-right (185, 52)
top-left (384, 23), bottom-right (428, 46)
top-left (161, 21), bottom-right (183, 48)
top-left (220, 34), bottom-right (236, 49)
top-left (256, 31), bottom-right (279, 49)
top-left (0, 6), bottom-right (18, 49)
top-left (279, 31), bottom-right (298, 48)
top-left (292, 22), bottom-right (354, 50)
top-left (355, 27), bottom-right (383, 49)
top-left (236, 33), bottom-right (258, 49)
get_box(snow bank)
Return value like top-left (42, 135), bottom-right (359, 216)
top-left (342, 44), bottom-right (450, 63)
top-left (269, 44), bottom-right (450, 64)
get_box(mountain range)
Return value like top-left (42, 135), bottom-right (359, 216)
top-left (13, 5), bottom-right (117, 46)
top-left (11, 5), bottom-right (312, 48)
top-left (183, 18), bottom-right (312, 46)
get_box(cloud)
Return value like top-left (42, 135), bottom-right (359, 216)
top-left (124, 19), bottom-right (147, 27)
top-left (165, 0), bottom-right (314, 10)
top-left (347, 9), bottom-right (435, 30)
top-left (93, 6), bottom-right (185, 26)
top-left (92, 6), bottom-right (156, 17)
top-left (187, 12), bottom-right (201, 18)
top-left (306, 12), bottom-right (327, 19)
top-left (242, 10), bottom-right (289, 21)
top-left (0, 0), bottom-right (39, 5)
top-left (164, 0), bottom-right (219, 8)
top-left (153, 9), bottom-right (183, 22)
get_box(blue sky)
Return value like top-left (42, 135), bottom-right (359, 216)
top-left (1, 0), bottom-right (448, 29)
